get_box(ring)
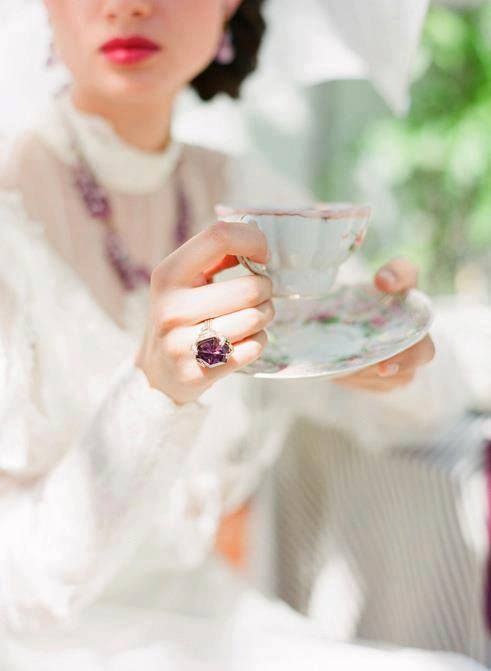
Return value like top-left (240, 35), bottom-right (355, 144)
top-left (192, 319), bottom-right (234, 369)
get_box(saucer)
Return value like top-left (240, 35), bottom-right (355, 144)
top-left (239, 283), bottom-right (434, 380)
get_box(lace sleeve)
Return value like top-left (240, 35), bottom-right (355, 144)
top-left (0, 193), bottom-right (208, 632)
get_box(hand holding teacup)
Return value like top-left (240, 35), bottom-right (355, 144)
top-left (216, 204), bottom-right (370, 300)
top-left (137, 221), bottom-right (274, 405)
top-left (335, 257), bottom-right (435, 392)
top-left (139, 204), bottom-right (434, 403)
top-left (217, 204), bottom-right (434, 391)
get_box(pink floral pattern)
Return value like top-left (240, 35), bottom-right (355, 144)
top-left (241, 284), bottom-right (433, 379)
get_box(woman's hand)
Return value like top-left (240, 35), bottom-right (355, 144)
top-left (334, 258), bottom-right (435, 392)
top-left (136, 222), bottom-right (274, 405)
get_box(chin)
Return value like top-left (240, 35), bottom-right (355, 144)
top-left (99, 70), bottom-right (176, 105)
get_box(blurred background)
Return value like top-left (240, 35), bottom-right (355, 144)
top-left (325, 0), bottom-right (491, 299)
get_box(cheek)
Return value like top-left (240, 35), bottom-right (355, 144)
top-left (48, 2), bottom-right (95, 80)
top-left (46, 0), bottom-right (226, 96)
top-left (167, 0), bottom-right (223, 78)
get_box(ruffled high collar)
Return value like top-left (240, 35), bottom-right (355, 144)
top-left (35, 94), bottom-right (182, 194)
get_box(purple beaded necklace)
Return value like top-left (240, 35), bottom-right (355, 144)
top-left (65, 114), bottom-right (191, 292)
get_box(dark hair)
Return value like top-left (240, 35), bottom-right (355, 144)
top-left (191, 0), bottom-right (266, 101)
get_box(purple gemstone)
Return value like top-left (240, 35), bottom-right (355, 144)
top-left (74, 164), bottom-right (112, 220)
top-left (133, 266), bottom-right (152, 285)
top-left (175, 183), bottom-right (191, 246)
top-left (104, 231), bottom-right (151, 290)
top-left (195, 336), bottom-right (232, 368)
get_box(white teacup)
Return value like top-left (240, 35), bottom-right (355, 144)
top-left (216, 204), bottom-right (372, 299)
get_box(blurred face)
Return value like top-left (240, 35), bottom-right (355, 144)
top-left (44, 0), bottom-right (240, 104)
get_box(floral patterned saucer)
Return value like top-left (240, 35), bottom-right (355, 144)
top-left (240, 283), bottom-right (434, 380)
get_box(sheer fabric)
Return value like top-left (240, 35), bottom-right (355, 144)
top-left (0, 96), bottom-right (486, 669)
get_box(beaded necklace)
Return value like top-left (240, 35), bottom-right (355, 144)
top-left (63, 113), bottom-right (191, 292)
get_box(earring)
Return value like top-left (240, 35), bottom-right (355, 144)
top-left (215, 27), bottom-right (235, 65)
top-left (46, 40), bottom-right (57, 68)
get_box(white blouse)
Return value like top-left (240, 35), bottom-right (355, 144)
top-left (0, 96), bottom-right (488, 670)
top-left (0, 96), bottom-right (315, 633)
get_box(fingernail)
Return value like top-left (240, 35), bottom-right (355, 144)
top-left (241, 215), bottom-right (259, 228)
top-left (377, 269), bottom-right (397, 289)
top-left (378, 363), bottom-right (400, 378)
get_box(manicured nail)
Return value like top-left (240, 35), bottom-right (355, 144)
top-left (377, 268), bottom-right (397, 289)
top-left (378, 363), bottom-right (400, 377)
top-left (242, 215), bottom-right (259, 228)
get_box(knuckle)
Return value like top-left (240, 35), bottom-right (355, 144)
top-left (179, 363), bottom-right (207, 389)
top-left (262, 301), bottom-right (276, 327)
top-left (250, 305), bottom-right (272, 332)
top-left (206, 221), bottom-right (231, 250)
top-left (161, 332), bottom-right (183, 359)
top-left (244, 277), bottom-right (272, 306)
top-left (251, 331), bottom-right (268, 356)
top-left (243, 279), bottom-right (264, 306)
top-left (244, 309), bottom-right (264, 334)
top-left (188, 372), bottom-right (208, 390)
top-left (150, 266), bottom-right (170, 292)
top-left (240, 333), bottom-right (267, 365)
top-left (156, 303), bottom-right (183, 333)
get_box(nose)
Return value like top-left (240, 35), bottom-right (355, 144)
top-left (103, 0), bottom-right (153, 21)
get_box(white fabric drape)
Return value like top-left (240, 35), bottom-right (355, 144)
top-left (256, 0), bottom-right (430, 112)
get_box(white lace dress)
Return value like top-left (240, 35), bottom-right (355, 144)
top-left (0, 96), bottom-right (484, 670)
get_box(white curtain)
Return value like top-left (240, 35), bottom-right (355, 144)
top-left (255, 0), bottom-right (429, 113)
top-left (175, 0), bottom-right (430, 152)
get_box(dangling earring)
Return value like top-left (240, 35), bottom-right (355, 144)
top-left (46, 40), bottom-right (57, 68)
top-left (215, 27), bottom-right (235, 65)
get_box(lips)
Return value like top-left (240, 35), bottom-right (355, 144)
top-left (100, 36), bottom-right (161, 65)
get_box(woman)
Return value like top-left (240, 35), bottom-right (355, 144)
top-left (0, 1), bottom-right (477, 669)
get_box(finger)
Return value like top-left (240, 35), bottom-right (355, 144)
top-left (190, 275), bottom-right (273, 323)
top-left (375, 257), bottom-right (419, 293)
top-left (333, 336), bottom-right (435, 386)
top-left (334, 369), bottom-right (416, 392)
top-left (153, 222), bottom-right (268, 288)
top-left (154, 275), bottom-right (273, 333)
top-left (206, 331), bottom-right (269, 380)
top-left (168, 301), bottom-right (275, 352)
top-left (181, 331), bottom-right (268, 386)
top-left (203, 254), bottom-right (240, 282)
top-left (199, 301), bottom-right (274, 345)
top-left (376, 335), bottom-right (435, 376)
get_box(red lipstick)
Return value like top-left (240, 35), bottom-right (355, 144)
top-left (100, 36), bottom-right (161, 65)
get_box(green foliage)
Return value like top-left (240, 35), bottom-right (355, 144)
top-left (357, 3), bottom-right (491, 294)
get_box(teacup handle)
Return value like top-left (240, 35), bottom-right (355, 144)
top-left (237, 215), bottom-right (269, 278)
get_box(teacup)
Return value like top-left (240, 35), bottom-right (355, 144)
top-left (215, 204), bottom-right (371, 299)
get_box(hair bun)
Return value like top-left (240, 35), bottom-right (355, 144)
top-left (191, 0), bottom-right (266, 101)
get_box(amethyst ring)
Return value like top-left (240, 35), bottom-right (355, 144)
top-left (192, 319), bottom-right (234, 369)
